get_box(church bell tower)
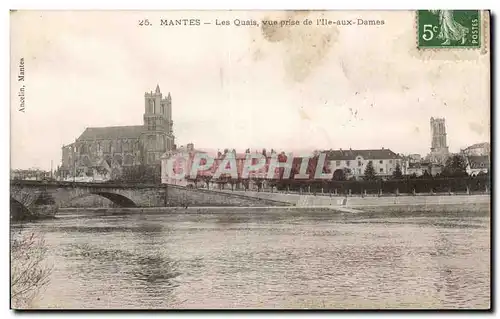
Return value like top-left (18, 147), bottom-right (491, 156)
top-left (141, 84), bottom-right (175, 165)
top-left (429, 117), bottom-right (449, 164)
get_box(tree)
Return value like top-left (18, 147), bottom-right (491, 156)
top-left (241, 179), bottom-right (250, 190)
top-left (118, 164), bottom-right (162, 184)
top-left (267, 179), bottom-right (279, 192)
top-left (442, 154), bottom-right (468, 177)
top-left (421, 169), bottom-right (432, 179)
top-left (332, 169), bottom-right (346, 181)
top-left (343, 168), bottom-right (352, 178)
top-left (228, 177), bottom-right (239, 191)
top-left (253, 177), bottom-right (265, 191)
top-left (392, 163), bottom-right (403, 179)
top-left (185, 176), bottom-right (199, 188)
top-left (200, 175), bottom-right (212, 189)
top-left (11, 227), bottom-right (53, 308)
top-left (215, 174), bottom-right (232, 190)
top-left (363, 161), bottom-right (376, 180)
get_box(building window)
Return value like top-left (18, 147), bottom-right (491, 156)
top-left (124, 154), bottom-right (134, 166)
top-left (380, 168), bottom-right (383, 172)
top-left (379, 160), bottom-right (383, 164)
top-left (103, 141), bottom-right (111, 153)
top-left (80, 144), bottom-right (88, 154)
top-left (336, 160), bottom-right (341, 166)
top-left (114, 155), bottom-right (123, 166)
top-left (389, 160), bottom-right (393, 164)
top-left (346, 160), bottom-right (350, 166)
top-left (115, 140), bottom-right (122, 153)
top-left (358, 161), bottom-right (362, 167)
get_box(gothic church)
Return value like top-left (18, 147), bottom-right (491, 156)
top-left (60, 85), bottom-right (175, 180)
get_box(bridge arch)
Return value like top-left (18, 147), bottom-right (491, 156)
top-left (62, 192), bottom-right (137, 208)
top-left (89, 192), bottom-right (137, 208)
top-left (10, 197), bottom-right (31, 220)
top-left (10, 184), bottom-right (140, 219)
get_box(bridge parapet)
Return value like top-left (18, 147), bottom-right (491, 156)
top-left (10, 181), bottom-right (290, 219)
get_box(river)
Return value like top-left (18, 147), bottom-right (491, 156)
top-left (11, 207), bottom-right (490, 309)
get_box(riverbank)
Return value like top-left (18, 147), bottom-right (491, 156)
top-left (57, 200), bottom-right (490, 217)
top-left (213, 191), bottom-right (490, 207)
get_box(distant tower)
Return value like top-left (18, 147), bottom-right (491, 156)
top-left (141, 84), bottom-right (175, 165)
top-left (429, 117), bottom-right (449, 164)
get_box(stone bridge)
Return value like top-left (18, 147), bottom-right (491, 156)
top-left (10, 180), bottom-right (291, 218)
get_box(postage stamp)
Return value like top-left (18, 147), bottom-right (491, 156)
top-left (417, 10), bottom-right (481, 49)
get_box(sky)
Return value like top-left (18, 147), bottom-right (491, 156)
top-left (10, 10), bottom-right (490, 170)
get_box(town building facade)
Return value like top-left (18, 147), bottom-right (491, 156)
top-left (461, 142), bottom-right (490, 157)
top-left (465, 155), bottom-right (490, 176)
top-left (325, 148), bottom-right (403, 179)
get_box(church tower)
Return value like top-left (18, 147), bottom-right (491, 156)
top-left (141, 85), bottom-right (175, 165)
top-left (429, 117), bottom-right (449, 164)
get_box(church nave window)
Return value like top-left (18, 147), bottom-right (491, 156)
top-left (103, 141), bottom-right (111, 153)
top-left (115, 140), bottom-right (122, 153)
top-left (114, 155), bottom-right (123, 166)
top-left (124, 154), bottom-right (134, 166)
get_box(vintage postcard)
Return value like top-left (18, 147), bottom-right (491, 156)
top-left (10, 10), bottom-right (490, 310)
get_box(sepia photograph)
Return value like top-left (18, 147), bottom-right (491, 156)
top-left (9, 9), bottom-right (491, 310)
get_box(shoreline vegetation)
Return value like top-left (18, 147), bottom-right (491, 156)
top-left (10, 226), bottom-right (53, 309)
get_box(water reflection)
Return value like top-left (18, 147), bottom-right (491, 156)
top-left (13, 208), bottom-right (490, 309)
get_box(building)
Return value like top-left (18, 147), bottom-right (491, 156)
top-left (462, 142), bottom-right (490, 157)
top-left (325, 148), bottom-right (403, 179)
top-left (161, 146), bottom-right (281, 189)
top-left (465, 155), bottom-right (490, 176)
top-left (11, 168), bottom-right (51, 181)
top-left (161, 143), bottom-right (208, 186)
top-left (428, 117), bottom-right (450, 164)
top-left (59, 85), bottom-right (175, 181)
top-left (408, 154), bottom-right (422, 163)
top-left (406, 162), bottom-right (427, 177)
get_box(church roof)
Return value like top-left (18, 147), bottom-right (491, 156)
top-left (77, 125), bottom-right (144, 141)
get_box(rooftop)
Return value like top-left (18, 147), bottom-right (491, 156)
top-left (324, 149), bottom-right (402, 160)
top-left (77, 125), bottom-right (144, 141)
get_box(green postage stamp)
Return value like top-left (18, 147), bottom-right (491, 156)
top-left (417, 10), bottom-right (481, 49)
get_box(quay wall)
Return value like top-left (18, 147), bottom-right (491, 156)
top-left (214, 190), bottom-right (490, 207)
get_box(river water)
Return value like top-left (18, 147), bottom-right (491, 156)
top-left (12, 207), bottom-right (490, 309)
